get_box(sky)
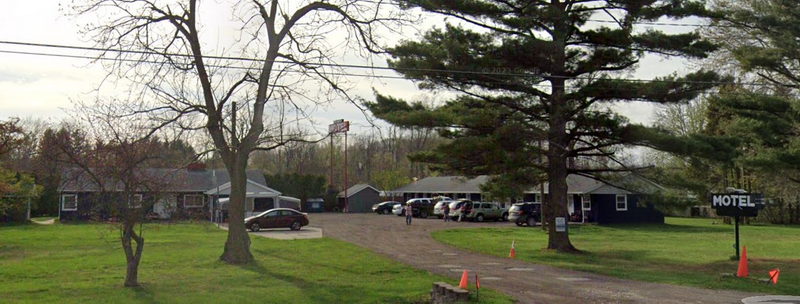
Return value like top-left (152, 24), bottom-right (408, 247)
top-left (0, 1), bottom-right (704, 139)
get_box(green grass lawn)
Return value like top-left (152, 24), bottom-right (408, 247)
top-left (0, 222), bottom-right (511, 304)
top-left (432, 217), bottom-right (800, 295)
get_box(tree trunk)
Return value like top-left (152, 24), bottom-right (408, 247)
top-left (545, 12), bottom-right (578, 252)
top-left (121, 222), bottom-right (144, 287)
top-left (545, 117), bottom-right (579, 253)
top-left (219, 155), bottom-right (254, 264)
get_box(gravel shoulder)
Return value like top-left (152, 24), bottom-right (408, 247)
top-left (310, 213), bottom-right (760, 304)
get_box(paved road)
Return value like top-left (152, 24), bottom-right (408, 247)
top-left (310, 213), bottom-right (760, 304)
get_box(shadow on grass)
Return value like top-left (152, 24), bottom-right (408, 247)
top-left (131, 284), bottom-right (157, 304)
top-left (251, 248), bottom-right (364, 276)
top-left (601, 222), bottom-right (732, 233)
top-left (234, 260), bottom-right (415, 304)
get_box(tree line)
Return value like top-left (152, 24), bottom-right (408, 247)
top-left (647, 0), bottom-right (800, 225)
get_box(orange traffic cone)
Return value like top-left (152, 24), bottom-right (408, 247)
top-left (737, 246), bottom-right (749, 278)
top-left (769, 268), bottom-right (780, 285)
top-left (509, 240), bottom-right (516, 258)
top-left (459, 270), bottom-right (469, 289)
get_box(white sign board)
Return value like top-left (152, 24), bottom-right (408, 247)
top-left (555, 217), bottom-right (566, 232)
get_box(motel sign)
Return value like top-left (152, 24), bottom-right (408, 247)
top-left (710, 193), bottom-right (764, 217)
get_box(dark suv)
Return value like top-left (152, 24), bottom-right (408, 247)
top-left (407, 198), bottom-right (434, 218)
top-left (508, 202), bottom-right (541, 227)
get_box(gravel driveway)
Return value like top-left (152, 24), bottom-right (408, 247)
top-left (310, 213), bottom-right (760, 304)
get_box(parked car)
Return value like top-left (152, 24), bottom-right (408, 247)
top-left (508, 202), bottom-right (541, 227)
top-left (462, 201), bottom-right (506, 222)
top-left (448, 200), bottom-right (470, 220)
top-left (245, 208), bottom-right (309, 232)
top-left (372, 201), bottom-right (401, 214)
top-left (392, 202), bottom-right (405, 216)
top-left (432, 196), bottom-right (454, 218)
top-left (406, 198), bottom-right (434, 218)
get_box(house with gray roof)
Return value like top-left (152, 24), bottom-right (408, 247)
top-left (393, 174), bottom-right (664, 224)
top-left (337, 184), bottom-right (380, 213)
top-left (58, 168), bottom-right (299, 221)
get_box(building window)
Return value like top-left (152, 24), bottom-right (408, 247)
top-left (616, 195), bottom-right (628, 211)
top-left (184, 194), bottom-right (204, 208)
top-left (129, 194), bottom-right (143, 208)
top-left (62, 194), bottom-right (78, 211)
top-left (581, 195), bottom-right (591, 210)
top-left (534, 193), bottom-right (542, 203)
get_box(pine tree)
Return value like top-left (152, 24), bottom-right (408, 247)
top-left (367, 0), bottom-right (728, 252)
top-left (707, 0), bottom-right (800, 181)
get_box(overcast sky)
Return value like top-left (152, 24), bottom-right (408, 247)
top-left (0, 1), bottom-right (704, 137)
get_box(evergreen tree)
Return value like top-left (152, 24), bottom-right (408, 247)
top-left (367, 0), bottom-right (729, 252)
top-left (707, 0), bottom-right (800, 181)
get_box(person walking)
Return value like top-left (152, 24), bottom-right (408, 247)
top-left (458, 202), bottom-right (469, 222)
top-left (443, 203), bottom-right (450, 222)
top-left (405, 203), bottom-right (413, 225)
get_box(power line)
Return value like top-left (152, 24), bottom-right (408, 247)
top-left (585, 19), bottom-right (721, 28)
top-left (0, 40), bottom-right (534, 78)
top-left (0, 48), bottom-right (782, 99)
top-left (0, 40), bottom-right (776, 88)
top-left (0, 49), bottom-right (411, 80)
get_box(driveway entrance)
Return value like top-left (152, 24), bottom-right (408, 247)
top-left (310, 213), bottom-right (760, 304)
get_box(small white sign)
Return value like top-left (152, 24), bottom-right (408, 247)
top-left (555, 217), bottom-right (566, 232)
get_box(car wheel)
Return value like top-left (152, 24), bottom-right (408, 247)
top-left (476, 214), bottom-right (484, 222)
top-left (384, 209), bottom-right (391, 215)
top-left (502, 213), bottom-right (509, 221)
top-left (420, 211), bottom-right (428, 218)
top-left (515, 220), bottom-right (524, 227)
top-left (526, 216), bottom-right (537, 227)
top-left (290, 221), bottom-right (301, 231)
top-left (250, 223), bottom-right (260, 232)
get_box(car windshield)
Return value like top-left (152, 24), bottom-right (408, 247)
top-left (255, 210), bottom-right (272, 217)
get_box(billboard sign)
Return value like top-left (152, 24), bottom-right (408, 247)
top-left (328, 119), bottom-right (350, 134)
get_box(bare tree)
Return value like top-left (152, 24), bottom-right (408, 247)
top-left (73, 0), bottom-right (407, 263)
top-left (54, 114), bottom-right (176, 287)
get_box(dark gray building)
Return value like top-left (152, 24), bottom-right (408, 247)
top-left (338, 184), bottom-right (380, 213)
top-left (59, 168), bottom-right (300, 221)
top-left (392, 174), bottom-right (665, 224)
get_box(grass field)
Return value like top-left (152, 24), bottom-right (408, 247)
top-left (0, 222), bottom-right (511, 304)
top-left (432, 217), bottom-right (800, 295)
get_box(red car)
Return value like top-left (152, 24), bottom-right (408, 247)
top-left (245, 208), bottom-right (309, 232)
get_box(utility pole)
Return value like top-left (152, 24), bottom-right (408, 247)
top-left (26, 183), bottom-right (33, 221)
top-left (231, 102), bottom-right (237, 142)
top-left (539, 140), bottom-right (546, 231)
top-left (344, 130), bottom-right (349, 212)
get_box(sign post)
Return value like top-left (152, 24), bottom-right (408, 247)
top-left (710, 193), bottom-right (764, 259)
top-left (328, 119), bottom-right (350, 212)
